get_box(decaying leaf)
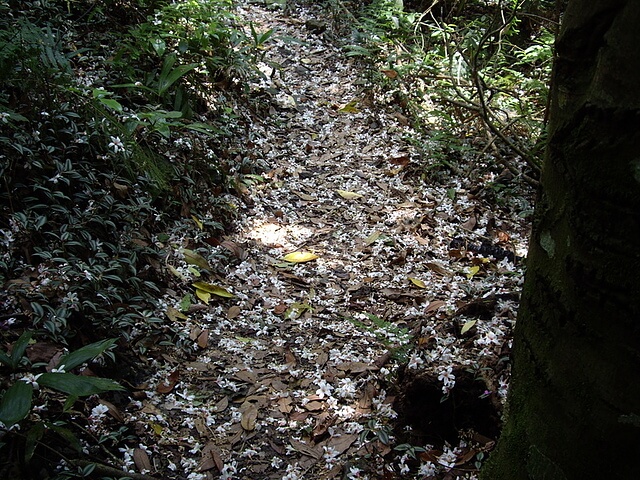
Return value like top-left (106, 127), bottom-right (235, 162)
top-left (156, 370), bottom-right (180, 394)
top-left (290, 439), bottom-right (322, 459)
top-left (240, 403), bottom-right (258, 431)
top-left (364, 230), bottom-right (382, 245)
top-left (133, 448), bottom-right (152, 473)
top-left (198, 442), bottom-right (224, 472)
top-left (193, 281), bottom-right (234, 298)
top-left (197, 329), bottom-right (209, 348)
top-left (461, 319), bottom-right (477, 335)
top-left (336, 189), bottom-right (363, 200)
top-left (425, 262), bottom-right (452, 276)
top-left (182, 248), bottom-right (211, 270)
top-left (426, 299), bottom-right (446, 315)
top-left (337, 100), bottom-right (360, 113)
top-left (213, 396), bottom-right (228, 413)
top-left (166, 306), bottom-right (188, 322)
top-left (227, 305), bottom-right (241, 319)
top-left (283, 251), bottom-right (319, 263)
top-left (409, 277), bottom-right (427, 289)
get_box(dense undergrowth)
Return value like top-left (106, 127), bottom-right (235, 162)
top-left (345, 0), bottom-right (558, 191)
top-left (0, 0), bottom-right (557, 477)
top-left (0, 0), bottom-right (268, 477)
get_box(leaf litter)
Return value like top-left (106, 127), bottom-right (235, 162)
top-left (108, 1), bottom-right (532, 479)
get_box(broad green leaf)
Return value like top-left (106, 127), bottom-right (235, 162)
top-left (461, 320), bottom-right (477, 335)
top-left (409, 277), bottom-right (426, 289)
top-left (182, 248), bottom-right (211, 270)
top-left (283, 251), bottom-right (319, 263)
top-left (151, 38), bottom-right (166, 56)
top-left (98, 98), bottom-right (123, 112)
top-left (0, 352), bottom-right (12, 368)
top-left (37, 373), bottom-right (124, 396)
top-left (0, 381), bottom-right (33, 427)
top-left (192, 282), bottom-right (234, 298)
top-left (336, 190), bottom-right (363, 200)
top-left (9, 331), bottom-right (33, 370)
top-left (57, 338), bottom-right (117, 371)
top-left (47, 422), bottom-right (82, 453)
top-left (179, 294), bottom-right (192, 312)
top-left (25, 422), bottom-right (45, 461)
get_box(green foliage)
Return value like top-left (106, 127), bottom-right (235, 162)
top-left (347, 0), bottom-right (555, 185)
top-left (0, 335), bottom-right (122, 429)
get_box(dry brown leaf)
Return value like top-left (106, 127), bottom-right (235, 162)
top-left (426, 299), bottom-right (446, 315)
top-left (198, 442), bottom-right (224, 472)
top-left (326, 433), bottom-right (358, 454)
top-left (98, 399), bottom-right (124, 423)
top-left (240, 404), bottom-right (258, 431)
top-left (235, 370), bottom-right (257, 384)
top-left (284, 347), bottom-right (297, 366)
top-left (304, 401), bottom-right (324, 412)
top-left (357, 382), bottom-right (377, 413)
top-left (461, 216), bottom-right (477, 231)
top-left (290, 439), bottom-right (322, 459)
top-left (278, 397), bottom-right (293, 414)
top-left (336, 361), bottom-right (375, 373)
top-left (425, 262), bottom-right (451, 276)
top-left (316, 350), bottom-right (329, 366)
top-left (213, 396), bottom-right (229, 413)
top-left (227, 305), bottom-right (241, 319)
top-left (133, 448), bottom-right (152, 473)
top-left (197, 329), bottom-right (209, 348)
top-left (156, 370), bottom-right (180, 394)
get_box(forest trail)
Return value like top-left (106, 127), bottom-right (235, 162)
top-left (125, 2), bottom-right (526, 479)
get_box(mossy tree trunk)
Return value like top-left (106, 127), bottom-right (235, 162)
top-left (482, 1), bottom-right (640, 478)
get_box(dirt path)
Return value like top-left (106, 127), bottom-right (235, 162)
top-left (116, 3), bottom-right (528, 479)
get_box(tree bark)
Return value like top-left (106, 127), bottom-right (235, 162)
top-left (482, 1), bottom-right (640, 478)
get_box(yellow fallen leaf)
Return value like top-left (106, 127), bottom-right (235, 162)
top-left (167, 265), bottom-right (187, 281)
top-left (192, 281), bottom-right (234, 298)
top-left (466, 265), bottom-right (481, 279)
top-left (283, 251), bottom-right (319, 263)
top-left (409, 277), bottom-right (426, 289)
top-left (461, 319), bottom-right (477, 335)
top-left (336, 190), bottom-right (363, 200)
top-left (150, 422), bottom-right (163, 435)
top-left (338, 100), bottom-right (360, 113)
top-left (364, 231), bottom-right (381, 245)
top-left (195, 289), bottom-right (210, 304)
